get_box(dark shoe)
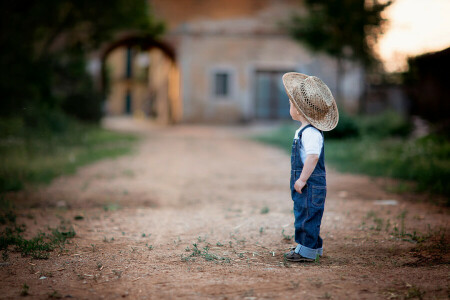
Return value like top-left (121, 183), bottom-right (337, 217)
top-left (284, 249), bottom-right (315, 262)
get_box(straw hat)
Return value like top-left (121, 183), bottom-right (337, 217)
top-left (282, 72), bottom-right (339, 131)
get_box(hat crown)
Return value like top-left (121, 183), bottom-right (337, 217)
top-left (282, 72), bottom-right (339, 131)
top-left (292, 76), bottom-right (333, 118)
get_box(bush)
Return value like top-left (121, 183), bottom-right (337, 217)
top-left (324, 110), bottom-right (359, 139)
top-left (358, 110), bottom-right (413, 138)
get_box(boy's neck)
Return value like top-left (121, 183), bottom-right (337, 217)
top-left (298, 119), bottom-right (310, 130)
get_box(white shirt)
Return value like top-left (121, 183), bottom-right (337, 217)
top-left (294, 126), bottom-right (324, 163)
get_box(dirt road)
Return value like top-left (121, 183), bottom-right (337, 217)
top-left (1, 118), bottom-right (448, 299)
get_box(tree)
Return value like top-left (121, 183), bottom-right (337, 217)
top-left (283, 0), bottom-right (392, 106)
top-left (0, 0), bottom-right (165, 122)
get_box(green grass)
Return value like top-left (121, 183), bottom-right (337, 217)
top-left (0, 204), bottom-right (76, 259)
top-left (253, 123), bottom-right (450, 204)
top-left (0, 117), bottom-right (139, 193)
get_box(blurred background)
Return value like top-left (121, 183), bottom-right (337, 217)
top-left (0, 0), bottom-right (449, 201)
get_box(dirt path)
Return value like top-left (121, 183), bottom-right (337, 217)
top-left (1, 118), bottom-right (449, 299)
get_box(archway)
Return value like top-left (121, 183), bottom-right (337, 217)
top-left (89, 33), bottom-right (181, 124)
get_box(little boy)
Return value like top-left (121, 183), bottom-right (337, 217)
top-left (281, 72), bottom-right (339, 262)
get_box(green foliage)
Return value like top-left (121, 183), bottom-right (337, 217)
top-left (0, 210), bottom-right (76, 259)
top-left (0, 117), bottom-right (139, 193)
top-left (326, 136), bottom-right (450, 201)
top-left (283, 0), bottom-right (392, 67)
top-left (357, 110), bottom-right (413, 138)
top-left (324, 110), bottom-right (359, 139)
top-left (0, 0), bottom-right (165, 122)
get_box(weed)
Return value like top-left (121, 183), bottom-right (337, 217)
top-left (282, 229), bottom-right (294, 241)
top-left (96, 262), bottom-right (103, 271)
top-left (39, 271), bottom-right (53, 278)
top-left (2, 250), bottom-right (8, 261)
top-left (260, 206), bottom-right (269, 214)
top-left (103, 236), bottom-right (114, 243)
top-left (48, 290), bottom-right (62, 299)
top-left (315, 254), bottom-right (321, 264)
top-left (216, 242), bottom-right (223, 247)
top-left (20, 283), bottom-right (29, 296)
top-left (259, 227), bottom-right (264, 234)
top-left (74, 215), bottom-right (84, 220)
top-left (0, 220), bottom-right (76, 259)
top-left (405, 284), bottom-right (425, 299)
top-left (90, 244), bottom-right (96, 252)
top-left (182, 243), bottom-right (230, 263)
top-left (112, 269), bottom-right (122, 278)
top-left (146, 243), bottom-right (154, 250)
top-left (103, 203), bottom-right (120, 212)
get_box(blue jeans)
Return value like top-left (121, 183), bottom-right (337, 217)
top-left (290, 171), bottom-right (326, 259)
top-left (290, 125), bottom-right (327, 259)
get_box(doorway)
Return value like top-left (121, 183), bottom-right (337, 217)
top-left (254, 70), bottom-right (291, 119)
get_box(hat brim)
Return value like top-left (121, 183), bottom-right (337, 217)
top-left (282, 72), bottom-right (339, 131)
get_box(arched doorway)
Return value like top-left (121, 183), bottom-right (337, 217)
top-left (93, 34), bottom-right (181, 124)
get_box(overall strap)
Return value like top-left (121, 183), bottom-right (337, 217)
top-left (296, 124), bottom-right (314, 139)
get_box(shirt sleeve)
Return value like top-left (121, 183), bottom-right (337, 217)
top-left (301, 128), bottom-right (323, 155)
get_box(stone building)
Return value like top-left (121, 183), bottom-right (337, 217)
top-left (103, 0), bottom-right (364, 123)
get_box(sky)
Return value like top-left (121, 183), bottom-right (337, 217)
top-left (377, 0), bottom-right (450, 72)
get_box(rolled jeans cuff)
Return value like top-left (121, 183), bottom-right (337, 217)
top-left (295, 244), bottom-right (322, 259)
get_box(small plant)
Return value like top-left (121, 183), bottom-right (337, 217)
top-left (96, 262), bottom-right (103, 271)
top-left (282, 229), bottom-right (294, 241)
top-left (103, 203), bottom-right (120, 212)
top-left (20, 283), bottom-right (29, 296)
top-left (182, 243), bottom-right (230, 263)
top-left (90, 244), bottom-right (96, 252)
top-left (315, 254), bottom-right (321, 264)
top-left (48, 290), bottom-right (62, 299)
top-left (216, 242), bottom-right (223, 247)
top-left (260, 206), bottom-right (269, 214)
top-left (259, 227), bottom-right (264, 234)
top-left (405, 284), bottom-right (425, 299)
top-left (2, 250), bottom-right (9, 261)
top-left (103, 236), bottom-right (114, 243)
top-left (112, 269), bottom-right (122, 278)
top-left (39, 271), bottom-right (53, 278)
top-left (146, 244), bottom-right (153, 250)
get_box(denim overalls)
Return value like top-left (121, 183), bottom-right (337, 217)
top-left (290, 124), bottom-right (326, 259)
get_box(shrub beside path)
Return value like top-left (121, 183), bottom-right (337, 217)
top-left (1, 117), bottom-right (448, 299)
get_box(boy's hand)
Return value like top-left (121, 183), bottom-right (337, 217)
top-left (294, 179), bottom-right (307, 193)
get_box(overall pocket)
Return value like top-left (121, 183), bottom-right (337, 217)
top-left (311, 185), bottom-right (326, 207)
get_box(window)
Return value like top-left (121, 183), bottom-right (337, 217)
top-left (214, 72), bottom-right (230, 97)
